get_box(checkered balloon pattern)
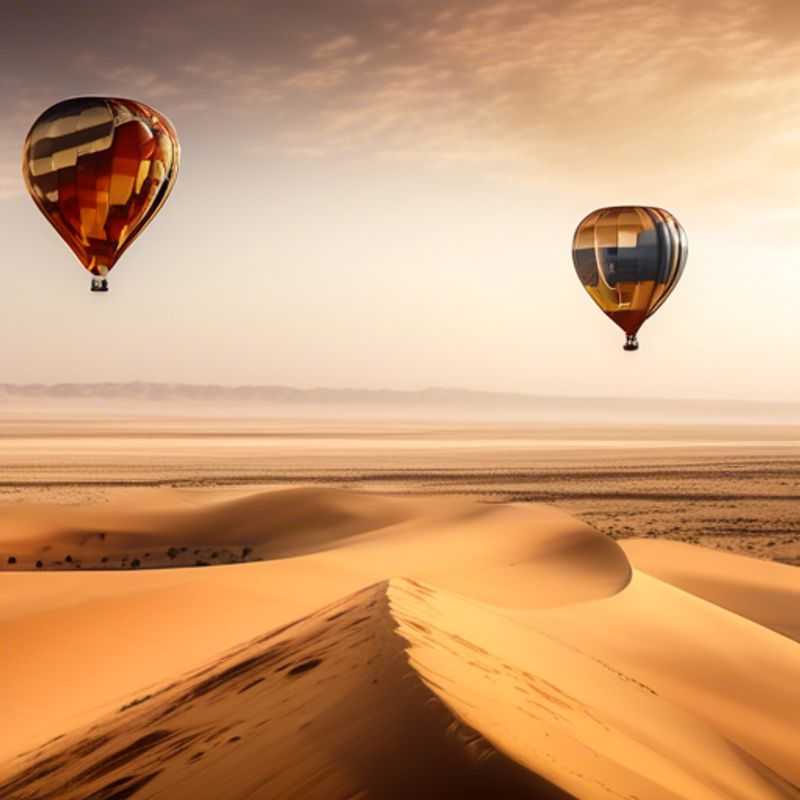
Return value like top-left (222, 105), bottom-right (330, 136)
top-left (23, 97), bottom-right (180, 282)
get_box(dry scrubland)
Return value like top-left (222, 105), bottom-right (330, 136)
top-left (0, 414), bottom-right (798, 799)
top-left (1, 415), bottom-right (799, 565)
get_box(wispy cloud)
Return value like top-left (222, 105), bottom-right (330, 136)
top-left (4, 0), bottom-right (800, 211)
top-left (313, 34), bottom-right (359, 60)
top-left (166, 0), bottom-right (800, 187)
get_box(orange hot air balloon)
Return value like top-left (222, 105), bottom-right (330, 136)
top-left (22, 97), bottom-right (179, 292)
top-left (572, 206), bottom-right (687, 351)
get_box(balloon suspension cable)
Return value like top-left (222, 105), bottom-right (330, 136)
top-left (90, 277), bottom-right (109, 293)
top-left (623, 334), bottom-right (639, 352)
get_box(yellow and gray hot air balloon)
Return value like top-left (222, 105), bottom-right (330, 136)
top-left (22, 97), bottom-right (180, 292)
top-left (572, 207), bottom-right (687, 351)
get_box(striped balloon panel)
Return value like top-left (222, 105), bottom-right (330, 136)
top-left (23, 97), bottom-right (179, 276)
top-left (571, 206), bottom-right (687, 336)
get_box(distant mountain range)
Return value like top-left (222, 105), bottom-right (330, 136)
top-left (0, 383), bottom-right (797, 423)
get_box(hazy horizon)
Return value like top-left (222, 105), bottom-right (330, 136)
top-left (1, 380), bottom-right (799, 427)
top-left (3, 1), bottom-right (800, 401)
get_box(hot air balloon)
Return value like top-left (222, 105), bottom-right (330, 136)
top-left (572, 206), bottom-right (687, 351)
top-left (22, 97), bottom-right (179, 292)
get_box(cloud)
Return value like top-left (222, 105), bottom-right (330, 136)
top-left (169, 3), bottom-right (796, 160)
top-left (313, 35), bottom-right (358, 60)
top-left (4, 0), bottom-right (800, 213)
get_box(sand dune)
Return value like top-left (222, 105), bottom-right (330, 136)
top-left (526, 570), bottom-right (800, 787)
top-left (1, 487), bottom-right (799, 798)
top-left (0, 489), bottom-right (629, 765)
top-left (0, 582), bottom-right (573, 800)
top-left (621, 539), bottom-right (800, 642)
top-left (2, 577), bottom-right (797, 799)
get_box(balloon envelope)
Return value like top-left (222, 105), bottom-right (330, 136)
top-left (22, 97), bottom-right (179, 291)
top-left (572, 206), bottom-right (687, 350)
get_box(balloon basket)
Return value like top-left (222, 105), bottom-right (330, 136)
top-left (623, 334), bottom-right (639, 352)
top-left (91, 278), bottom-right (109, 293)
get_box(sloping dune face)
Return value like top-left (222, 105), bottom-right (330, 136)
top-left (0, 583), bottom-right (572, 800)
top-left (2, 579), bottom-right (797, 800)
top-left (0, 489), bottom-right (630, 764)
top-left (1, 488), bottom-right (799, 799)
top-left (621, 539), bottom-right (800, 642)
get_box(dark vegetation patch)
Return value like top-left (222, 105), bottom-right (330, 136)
top-left (119, 694), bottom-right (152, 713)
top-left (159, 732), bottom-right (203, 760)
top-left (71, 734), bottom-right (111, 758)
top-left (404, 620), bottom-right (430, 634)
top-left (0, 753), bottom-right (65, 796)
top-left (287, 658), bottom-right (322, 677)
top-left (73, 730), bottom-right (173, 785)
top-left (343, 616), bottom-right (371, 630)
top-left (238, 677), bottom-right (266, 694)
top-left (82, 770), bottom-right (161, 800)
top-left (180, 644), bottom-right (288, 702)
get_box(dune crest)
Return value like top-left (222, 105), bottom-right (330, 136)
top-left (3, 577), bottom-right (797, 800)
top-left (0, 488), bottom-right (630, 763)
top-left (1, 488), bottom-right (798, 798)
top-left (0, 581), bottom-right (571, 800)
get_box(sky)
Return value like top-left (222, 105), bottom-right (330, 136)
top-left (1, 0), bottom-right (799, 400)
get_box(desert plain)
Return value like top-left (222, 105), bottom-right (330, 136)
top-left (1, 411), bottom-right (799, 799)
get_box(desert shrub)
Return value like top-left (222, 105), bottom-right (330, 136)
top-left (167, 547), bottom-right (179, 560)
top-left (35, 560), bottom-right (43, 569)
top-left (7, 556), bottom-right (16, 565)
top-left (119, 694), bottom-right (152, 712)
top-left (131, 559), bottom-right (141, 569)
top-left (65, 555), bottom-right (73, 563)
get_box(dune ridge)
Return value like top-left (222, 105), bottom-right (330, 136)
top-left (2, 576), bottom-right (798, 799)
top-left (0, 489), bottom-right (630, 765)
top-left (1, 487), bottom-right (798, 798)
top-left (0, 581), bottom-right (578, 800)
